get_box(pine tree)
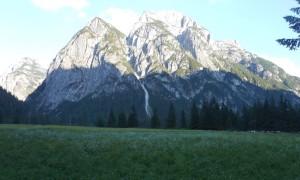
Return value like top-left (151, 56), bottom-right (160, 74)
top-left (278, 95), bottom-right (287, 131)
top-left (209, 97), bottom-right (219, 130)
top-left (253, 100), bottom-right (263, 130)
top-left (0, 109), bottom-right (2, 124)
top-left (262, 98), bottom-right (272, 131)
top-left (31, 115), bottom-right (38, 125)
top-left (219, 103), bottom-right (231, 130)
top-left (13, 114), bottom-right (20, 124)
top-left (270, 95), bottom-right (278, 131)
top-left (201, 99), bottom-right (212, 130)
top-left (190, 101), bottom-right (200, 129)
top-left (151, 107), bottom-right (160, 128)
top-left (96, 115), bottom-right (104, 127)
top-left (128, 105), bottom-right (138, 127)
top-left (180, 109), bottom-right (187, 129)
top-left (166, 102), bottom-right (176, 128)
top-left (107, 110), bottom-right (116, 127)
top-left (286, 100), bottom-right (297, 132)
top-left (118, 111), bottom-right (127, 128)
top-left (240, 106), bottom-right (250, 131)
top-left (296, 104), bottom-right (300, 131)
top-left (277, 0), bottom-right (300, 50)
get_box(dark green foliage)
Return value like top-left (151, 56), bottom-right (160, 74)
top-left (0, 87), bottom-right (24, 123)
top-left (107, 110), bottom-right (116, 127)
top-left (0, 109), bottom-right (2, 124)
top-left (166, 102), bottom-right (176, 129)
top-left (201, 98), bottom-right (219, 130)
top-left (182, 95), bottom-right (300, 132)
top-left (127, 105), bottom-right (138, 127)
top-left (13, 115), bottom-right (20, 124)
top-left (262, 99), bottom-right (272, 130)
top-left (190, 101), bottom-right (200, 129)
top-left (96, 115), bottom-right (104, 127)
top-left (151, 107), bottom-right (160, 128)
top-left (219, 103), bottom-right (233, 130)
top-left (118, 111), bottom-right (127, 128)
top-left (30, 115), bottom-right (38, 125)
top-left (180, 109), bottom-right (187, 129)
top-left (277, 0), bottom-right (300, 50)
top-left (297, 104), bottom-right (300, 130)
top-left (241, 94), bottom-right (300, 132)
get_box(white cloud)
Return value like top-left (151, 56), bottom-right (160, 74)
top-left (99, 7), bottom-right (140, 35)
top-left (261, 54), bottom-right (300, 78)
top-left (32, 0), bottom-right (89, 11)
top-left (77, 11), bottom-right (86, 18)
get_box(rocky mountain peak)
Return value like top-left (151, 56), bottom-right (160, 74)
top-left (0, 57), bottom-right (46, 101)
top-left (27, 11), bottom-right (300, 118)
top-left (48, 16), bottom-right (127, 74)
top-left (87, 17), bottom-right (125, 37)
top-left (133, 10), bottom-right (197, 36)
top-left (9, 57), bottom-right (41, 72)
top-left (214, 40), bottom-right (240, 49)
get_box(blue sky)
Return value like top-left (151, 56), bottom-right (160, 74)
top-left (1, 0), bottom-right (300, 77)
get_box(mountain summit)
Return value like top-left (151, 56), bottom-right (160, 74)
top-left (0, 57), bottom-right (46, 101)
top-left (28, 11), bottom-right (300, 120)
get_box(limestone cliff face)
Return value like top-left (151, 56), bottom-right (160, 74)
top-left (0, 58), bottom-right (46, 101)
top-left (33, 17), bottom-right (138, 111)
top-left (29, 10), bottom-right (300, 117)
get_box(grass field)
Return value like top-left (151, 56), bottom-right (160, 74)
top-left (0, 125), bottom-right (300, 179)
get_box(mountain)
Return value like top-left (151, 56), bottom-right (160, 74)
top-left (28, 11), bottom-right (300, 122)
top-left (0, 58), bottom-right (47, 101)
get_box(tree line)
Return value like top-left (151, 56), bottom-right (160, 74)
top-left (93, 95), bottom-right (300, 132)
top-left (1, 86), bottom-right (300, 132)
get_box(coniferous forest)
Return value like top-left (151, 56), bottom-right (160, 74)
top-left (0, 86), bottom-right (300, 132)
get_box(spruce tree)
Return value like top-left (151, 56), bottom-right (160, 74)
top-left (128, 105), bottom-right (138, 127)
top-left (151, 107), bottom-right (160, 128)
top-left (270, 95), bottom-right (277, 131)
top-left (0, 109), bottom-right (2, 124)
top-left (220, 103), bottom-right (230, 130)
top-left (13, 114), bottom-right (20, 124)
top-left (107, 110), bottom-right (116, 127)
top-left (180, 109), bottom-right (187, 129)
top-left (118, 111), bottom-right (127, 128)
top-left (201, 99), bottom-right (212, 130)
top-left (166, 102), bottom-right (176, 128)
top-left (286, 100), bottom-right (297, 132)
top-left (253, 100), bottom-right (263, 130)
top-left (241, 106), bottom-right (251, 131)
top-left (277, 0), bottom-right (300, 50)
top-left (262, 98), bottom-right (272, 131)
top-left (96, 115), bottom-right (104, 127)
top-left (278, 95), bottom-right (287, 131)
top-left (296, 104), bottom-right (300, 131)
top-left (208, 97), bottom-right (219, 130)
top-left (190, 101), bottom-right (200, 129)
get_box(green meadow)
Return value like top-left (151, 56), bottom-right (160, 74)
top-left (0, 125), bottom-right (299, 179)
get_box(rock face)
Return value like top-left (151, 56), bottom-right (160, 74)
top-left (28, 10), bottom-right (300, 119)
top-left (0, 58), bottom-right (46, 101)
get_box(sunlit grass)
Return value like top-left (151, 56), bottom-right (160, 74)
top-left (0, 124), bottom-right (299, 179)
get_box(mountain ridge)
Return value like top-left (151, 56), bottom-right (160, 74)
top-left (27, 10), bottom-right (300, 119)
top-left (0, 57), bottom-right (46, 101)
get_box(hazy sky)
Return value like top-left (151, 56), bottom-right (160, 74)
top-left (1, 0), bottom-right (300, 77)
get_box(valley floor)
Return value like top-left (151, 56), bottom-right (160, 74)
top-left (0, 125), bottom-right (299, 179)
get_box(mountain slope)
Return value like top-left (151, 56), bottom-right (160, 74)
top-left (30, 17), bottom-right (142, 113)
top-left (0, 58), bottom-right (46, 101)
top-left (28, 11), bottom-right (300, 120)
